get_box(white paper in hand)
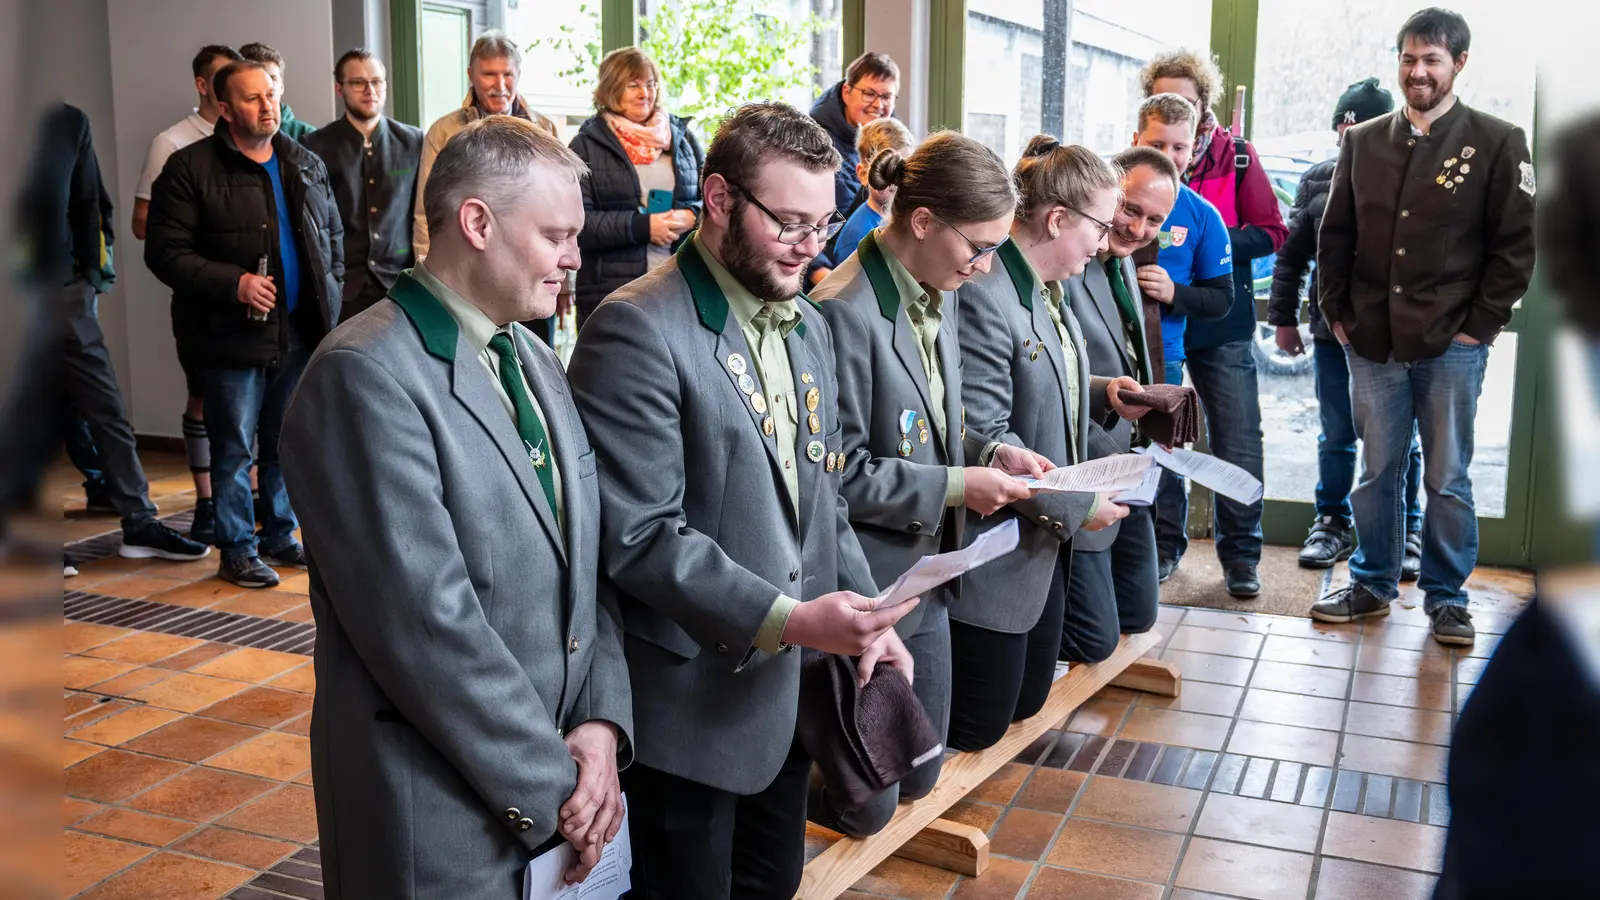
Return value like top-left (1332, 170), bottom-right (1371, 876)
top-left (523, 796), bottom-right (633, 900)
top-left (1142, 444), bottom-right (1264, 505)
top-left (1109, 465), bottom-right (1162, 507)
top-left (1014, 453), bottom-right (1154, 494)
top-left (875, 518), bottom-right (1020, 610)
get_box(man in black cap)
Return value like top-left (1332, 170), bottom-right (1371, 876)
top-left (1268, 77), bottom-right (1424, 574)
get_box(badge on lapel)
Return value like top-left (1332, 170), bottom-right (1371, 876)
top-left (1519, 160), bottom-right (1537, 197)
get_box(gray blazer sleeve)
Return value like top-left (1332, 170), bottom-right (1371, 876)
top-left (821, 297), bottom-right (952, 533)
top-left (281, 349), bottom-right (577, 851)
top-left (568, 300), bottom-right (783, 669)
top-left (568, 575), bottom-right (634, 760)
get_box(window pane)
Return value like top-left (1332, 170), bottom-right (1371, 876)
top-left (513, 0), bottom-right (602, 143)
top-left (420, 5), bottom-right (471, 130)
top-left (964, 0), bottom-right (1213, 167)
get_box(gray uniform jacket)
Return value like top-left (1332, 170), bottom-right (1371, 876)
top-left (812, 232), bottom-right (991, 638)
top-left (1065, 254), bottom-right (1149, 552)
top-left (953, 242), bottom-right (1119, 633)
top-left (280, 273), bottom-right (633, 899)
top-left (567, 241), bottom-right (876, 796)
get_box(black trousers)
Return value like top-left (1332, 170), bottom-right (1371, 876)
top-left (1062, 505), bottom-right (1160, 663)
top-left (947, 572), bottom-right (1066, 752)
top-left (62, 283), bottom-right (157, 530)
top-left (622, 737), bottom-right (811, 900)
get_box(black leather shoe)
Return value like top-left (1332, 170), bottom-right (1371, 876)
top-left (1298, 516), bottom-right (1354, 569)
top-left (261, 542), bottom-right (308, 570)
top-left (1225, 564), bottom-right (1260, 599)
top-left (218, 555), bottom-right (280, 589)
top-left (1158, 557), bottom-right (1180, 583)
top-left (1400, 532), bottom-right (1423, 582)
top-left (119, 521), bottom-right (210, 561)
top-left (1310, 583), bottom-right (1390, 623)
top-left (189, 498), bottom-right (216, 545)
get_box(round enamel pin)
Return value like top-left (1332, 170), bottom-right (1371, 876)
top-left (808, 413), bottom-right (821, 434)
top-left (919, 428), bottom-right (930, 444)
top-left (727, 353), bottom-right (748, 376)
top-left (761, 416), bottom-right (775, 436)
top-left (736, 373), bottom-right (756, 395)
top-left (751, 392), bottom-right (768, 414)
top-left (806, 441), bottom-right (825, 463)
top-left (897, 438), bottom-right (914, 458)
top-left (805, 387), bottom-right (820, 412)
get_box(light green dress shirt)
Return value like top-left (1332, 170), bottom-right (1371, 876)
top-left (413, 263), bottom-right (564, 528)
top-left (880, 239), bottom-right (967, 507)
top-left (695, 237), bottom-right (803, 653)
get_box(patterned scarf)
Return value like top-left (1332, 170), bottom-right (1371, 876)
top-left (1188, 107), bottom-right (1222, 180)
top-left (605, 108), bottom-right (672, 166)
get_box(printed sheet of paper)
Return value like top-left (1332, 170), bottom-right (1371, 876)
top-left (1109, 465), bottom-right (1162, 507)
top-left (1143, 444), bottom-right (1264, 505)
top-left (524, 797), bottom-right (632, 900)
top-left (874, 519), bottom-right (1020, 610)
top-left (1014, 453), bottom-right (1155, 494)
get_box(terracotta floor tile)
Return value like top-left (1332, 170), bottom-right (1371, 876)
top-left (65, 656), bottom-right (140, 690)
top-left (1178, 608), bottom-right (1274, 634)
top-left (1322, 811), bottom-right (1447, 873)
top-left (1168, 890), bottom-right (1239, 900)
top-left (217, 784), bottom-right (319, 842)
top-left (968, 763), bottom-right (1032, 805)
top-left (95, 574), bottom-right (191, 600)
top-left (1025, 867), bottom-right (1164, 900)
top-left (1226, 721), bottom-right (1340, 767)
top-left (1259, 634), bottom-right (1356, 669)
top-left (66, 749), bottom-right (186, 802)
top-left (64, 797), bottom-right (105, 826)
top-left (144, 579), bottom-right (250, 609)
top-left (1350, 672), bottom-right (1451, 712)
top-left (85, 632), bottom-right (206, 665)
top-left (76, 851), bottom-right (254, 900)
top-left (1173, 837), bottom-right (1313, 900)
top-left (1118, 708), bottom-right (1230, 751)
top-left (211, 591), bottom-right (304, 618)
top-left (206, 732), bottom-right (311, 780)
top-left (1360, 621), bottom-right (1435, 651)
top-left (1337, 734), bottom-right (1449, 783)
top-left (68, 698), bottom-right (130, 729)
top-left (1044, 819), bottom-right (1181, 883)
top-left (198, 686), bottom-right (313, 729)
top-left (1135, 680), bottom-right (1243, 718)
top-left (1455, 656), bottom-right (1490, 685)
top-left (851, 855), bottom-right (961, 900)
top-left (1262, 615), bottom-right (1359, 644)
top-left (128, 673), bottom-right (251, 713)
top-left (1015, 767), bottom-right (1086, 813)
top-left (156, 643), bottom-right (239, 672)
top-left (1354, 642), bottom-right (1452, 680)
top-left (990, 808), bottom-right (1062, 860)
top-left (277, 713), bottom-right (312, 737)
top-left (66, 739), bottom-right (107, 767)
top-left (274, 603), bottom-right (316, 623)
top-left (75, 556), bottom-right (158, 576)
top-left (1071, 776), bottom-right (1201, 832)
top-left (80, 807), bottom-right (198, 846)
top-left (62, 831), bottom-right (153, 896)
top-left (1343, 701), bottom-right (1453, 747)
top-left (124, 716), bottom-right (262, 762)
top-left (69, 706), bottom-right (185, 746)
top-left (1194, 792), bottom-right (1324, 853)
top-left (90, 666), bottom-right (179, 698)
top-left (65, 692), bottom-right (99, 719)
top-left (267, 664), bottom-right (316, 694)
top-left (125, 766), bottom-right (276, 822)
top-left (1248, 660), bottom-right (1351, 699)
top-left (136, 558), bottom-right (218, 580)
top-left (1462, 631), bottom-right (1503, 659)
top-left (949, 855), bottom-right (1031, 900)
top-left (1314, 857), bottom-right (1439, 900)
top-left (1239, 689), bottom-right (1347, 732)
top-left (172, 827), bottom-right (297, 869)
top-left (1165, 625), bottom-right (1265, 659)
top-left (1064, 699), bottom-right (1131, 736)
top-left (192, 648), bottom-right (309, 683)
top-left (1159, 650), bottom-right (1255, 686)
top-left (942, 799), bottom-right (1005, 834)
top-left (64, 622), bottom-right (133, 654)
top-left (294, 769), bottom-right (314, 786)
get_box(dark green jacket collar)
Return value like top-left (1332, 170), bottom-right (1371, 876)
top-left (997, 240), bottom-right (1037, 312)
top-left (389, 269), bottom-right (459, 361)
top-left (676, 235), bottom-right (811, 337)
top-left (856, 230), bottom-right (904, 323)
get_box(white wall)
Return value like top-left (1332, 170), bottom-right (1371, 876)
top-left (105, 0), bottom-right (336, 435)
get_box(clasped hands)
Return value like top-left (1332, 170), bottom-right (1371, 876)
top-left (557, 720), bottom-right (624, 885)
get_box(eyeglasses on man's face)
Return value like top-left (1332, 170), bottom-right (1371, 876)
top-left (731, 183), bottom-right (844, 246)
top-left (934, 215), bottom-right (1007, 265)
top-left (343, 78), bottom-right (386, 93)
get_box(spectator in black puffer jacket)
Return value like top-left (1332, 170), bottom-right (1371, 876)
top-left (1267, 76), bottom-right (1423, 574)
top-left (570, 48), bottom-right (703, 327)
top-left (145, 60), bottom-right (342, 591)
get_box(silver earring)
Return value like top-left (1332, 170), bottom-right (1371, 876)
top-left (1049, 228), bottom-right (1059, 238)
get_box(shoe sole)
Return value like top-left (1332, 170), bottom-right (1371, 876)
top-left (1228, 587), bottom-right (1261, 599)
top-left (260, 557), bottom-right (308, 570)
top-left (218, 573), bottom-right (279, 589)
top-left (120, 544), bottom-right (212, 562)
top-left (1432, 632), bottom-right (1474, 646)
top-left (1309, 603), bottom-right (1391, 624)
top-left (1400, 570), bottom-right (1421, 583)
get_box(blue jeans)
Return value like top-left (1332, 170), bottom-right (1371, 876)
top-left (1313, 338), bottom-right (1423, 532)
top-left (200, 333), bottom-right (310, 562)
top-left (1154, 339), bottom-right (1264, 567)
top-left (1347, 340), bottom-right (1489, 609)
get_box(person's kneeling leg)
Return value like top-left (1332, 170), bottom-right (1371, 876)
top-left (1061, 550), bottom-right (1120, 664)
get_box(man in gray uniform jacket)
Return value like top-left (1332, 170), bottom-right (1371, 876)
top-left (281, 118), bottom-right (632, 898)
top-left (567, 102), bottom-right (914, 900)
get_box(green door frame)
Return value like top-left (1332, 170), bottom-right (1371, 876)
top-left (390, 0), bottom-right (423, 126)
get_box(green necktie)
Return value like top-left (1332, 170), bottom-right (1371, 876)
top-left (1103, 258), bottom-right (1147, 381)
top-left (488, 332), bottom-right (559, 523)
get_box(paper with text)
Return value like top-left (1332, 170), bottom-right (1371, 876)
top-left (1110, 465), bottom-right (1162, 507)
top-left (523, 797), bottom-right (632, 900)
top-left (1014, 453), bottom-right (1155, 494)
top-left (1143, 444), bottom-right (1264, 505)
top-left (874, 519), bottom-right (1020, 610)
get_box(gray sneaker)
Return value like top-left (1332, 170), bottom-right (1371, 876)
top-left (1310, 583), bottom-right (1391, 623)
top-left (1428, 605), bottom-right (1475, 646)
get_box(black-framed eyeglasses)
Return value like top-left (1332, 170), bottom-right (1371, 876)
top-left (342, 77), bottom-right (386, 92)
top-left (731, 183), bottom-right (844, 245)
top-left (848, 84), bottom-right (896, 107)
top-left (1069, 205), bottom-right (1115, 240)
top-left (934, 215), bottom-right (1007, 265)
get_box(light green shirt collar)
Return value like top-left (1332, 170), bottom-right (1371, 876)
top-left (411, 263), bottom-right (505, 352)
top-left (693, 234), bottom-right (800, 335)
top-left (1010, 246), bottom-right (1066, 308)
top-left (877, 232), bottom-right (943, 319)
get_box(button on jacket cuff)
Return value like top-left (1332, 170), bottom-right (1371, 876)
top-left (756, 594), bottom-right (800, 653)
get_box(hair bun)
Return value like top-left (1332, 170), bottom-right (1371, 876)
top-left (866, 149), bottom-right (907, 191)
top-left (1022, 134), bottom-right (1062, 158)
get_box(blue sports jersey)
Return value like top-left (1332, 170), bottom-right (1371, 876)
top-left (1156, 185), bottom-right (1232, 363)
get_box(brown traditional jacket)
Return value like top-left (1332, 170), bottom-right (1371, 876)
top-left (1317, 101), bottom-right (1536, 363)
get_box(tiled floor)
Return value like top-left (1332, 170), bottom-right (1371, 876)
top-left (59, 453), bottom-right (1535, 899)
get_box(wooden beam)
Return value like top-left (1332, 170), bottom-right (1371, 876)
top-left (889, 818), bottom-right (988, 876)
top-left (1108, 657), bottom-right (1182, 698)
top-left (795, 629), bottom-right (1164, 900)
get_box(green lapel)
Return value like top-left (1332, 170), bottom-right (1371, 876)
top-left (389, 270), bottom-right (458, 362)
top-left (997, 240), bottom-right (1036, 312)
top-left (857, 231), bottom-right (902, 323)
top-left (676, 234), bottom-right (807, 338)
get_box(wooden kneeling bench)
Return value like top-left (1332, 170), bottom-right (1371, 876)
top-left (795, 629), bottom-right (1176, 899)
